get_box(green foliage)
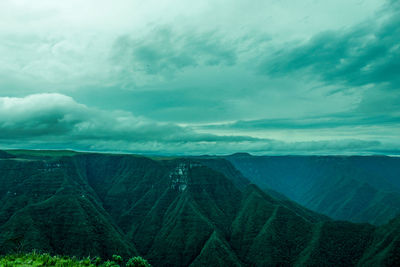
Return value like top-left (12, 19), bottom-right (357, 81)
top-left (0, 152), bottom-right (399, 266)
top-left (126, 256), bottom-right (151, 267)
top-left (94, 256), bottom-right (102, 266)
top-left (112, 254), bottom-right (123, 264)
top-left (0, 252), bottom-right (150, 267)
top-left (103, 260), bottom-right (120, 267)
top-left (0, 252), bottom-right (96, 266)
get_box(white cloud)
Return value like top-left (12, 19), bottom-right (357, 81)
top-left (0, 93), bottom-right (257, 143)
top-left (0, 94), bottom-right (396, 155)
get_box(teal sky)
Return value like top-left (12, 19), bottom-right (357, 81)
top-left (0, 0), bottom-right (399, 155)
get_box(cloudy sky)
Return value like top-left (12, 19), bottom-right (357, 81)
top-left (0, 0), bottom-right (399, 155)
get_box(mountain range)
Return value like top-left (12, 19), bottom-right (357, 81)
top-left (226, 153), bottom-right (400, 225)
top-left (0, 150), bottom-right (399, 266)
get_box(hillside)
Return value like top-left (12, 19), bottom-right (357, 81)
top-left (0, 151), bottom-right (15, 159)
top-left (0, 150), bottom-right (399, 266)
top-left (227, 154), bottom-right (400, 225)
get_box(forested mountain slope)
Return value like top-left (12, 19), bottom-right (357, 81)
top-left (227, 153), bottom-right (400, 225)
top-left (0, 151), bottom-right (399, 266)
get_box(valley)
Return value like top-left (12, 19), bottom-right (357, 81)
top-left (0, 150), bottom-right (399, 266)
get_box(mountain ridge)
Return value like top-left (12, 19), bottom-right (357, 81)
top-left (0, 150), bottom-right (399, 266)
top-left (226, 153), bottom-right (400, 225)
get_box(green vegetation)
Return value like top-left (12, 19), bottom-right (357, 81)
top-left (126, 257), bottom-right (151, 267)
top-left (227, 154), bottom-right (400, 225)
top-left (0, 252), bottom-right (151, 267)
top-left (0, 150), bottom-right (399, 266)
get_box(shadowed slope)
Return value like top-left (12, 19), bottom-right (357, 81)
top-left (227, 154), bottom-right (400, 225)
top-left (190, 231), bottom-right (243, 267)
top-left (0, 151), bottom-right (399, 266)
top-left (0, 157), bottom-right (135, 258)
top-left (358, 217), bottom-right (400, 266)
top-left (0, 150), bottom-right (15, 159)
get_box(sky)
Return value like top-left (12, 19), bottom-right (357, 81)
top-left (0, 0), bottom-right (399, 155)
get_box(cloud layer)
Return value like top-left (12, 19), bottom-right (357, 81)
top-left (0, 0), bottom-right (398, 155)
top-left (0, 94), bottom-right (397, 155)
top-left (258, 1), bottom-right (400, 90)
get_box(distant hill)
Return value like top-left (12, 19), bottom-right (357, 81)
top-left (226, 154), bottom-right (400, 225)
top-left (0, 150), bottom-right (15, 159)
top-left (0, 151), bottom-right (399, 266)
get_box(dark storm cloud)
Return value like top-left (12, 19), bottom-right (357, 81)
top-left (0, 93), bottom-right (258, 143)
top-left (257, 2), bottom-right (400, 90)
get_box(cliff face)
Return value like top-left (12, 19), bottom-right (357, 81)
top-left (0, 151), bottom-right (399, 266)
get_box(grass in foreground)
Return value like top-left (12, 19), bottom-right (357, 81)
top-left (0, 252), bottom-right (150, 267)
